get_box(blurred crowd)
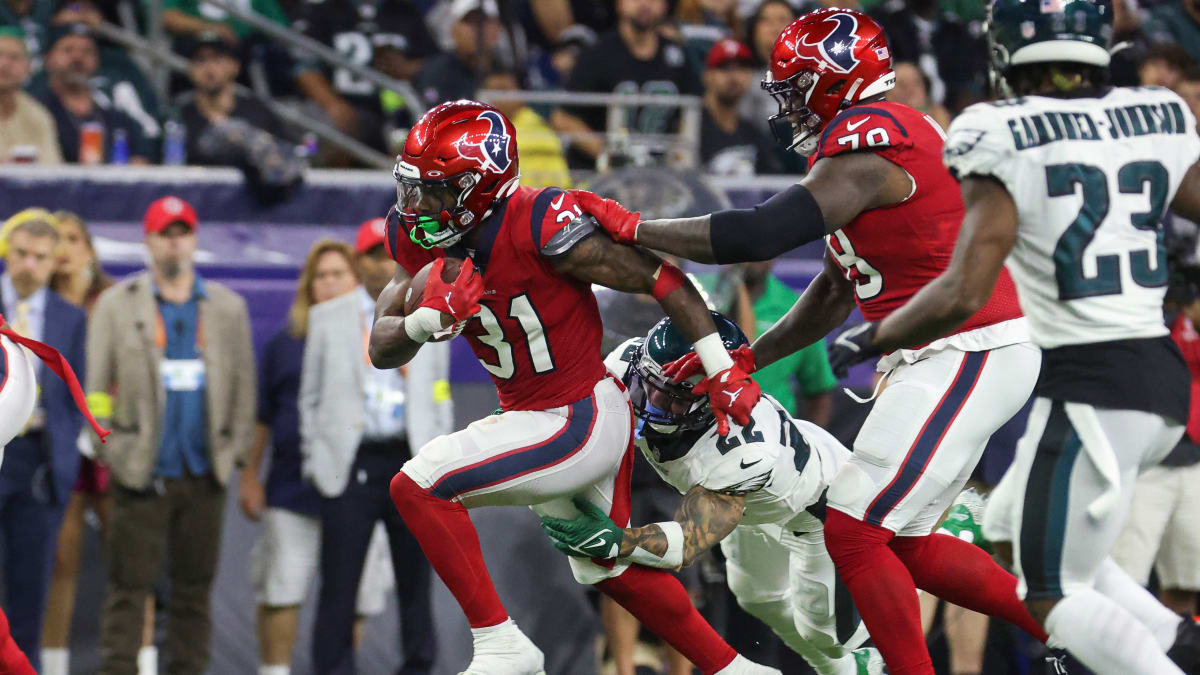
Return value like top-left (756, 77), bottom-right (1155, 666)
top-left (2, 0), bottom-right (1199, 177)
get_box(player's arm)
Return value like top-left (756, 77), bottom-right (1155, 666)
top-left (619, 486), bottom-right (745, 567)
top-left (872, 176), bottom-right (1019, 351)
top-left (578, 152), bottom-right (910, 264)
top-left (752, 251), bottom-right (856, 370)
top-left (368, 265), bottom-right (425, 369)
top-left (541, 489), bottom-right (745, 568)
top-left (1171, 162), bottom-right (1200, 222)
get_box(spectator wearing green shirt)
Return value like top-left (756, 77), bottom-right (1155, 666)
top-left (162, 0), bottom-right (290, 44)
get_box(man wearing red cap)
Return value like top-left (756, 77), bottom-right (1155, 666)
top-left (700, 39), bottom-right (782, 176)
top-left (303, 218), bottom-right (445, 675)
top-left (88, 196), bottom-right (257, 675)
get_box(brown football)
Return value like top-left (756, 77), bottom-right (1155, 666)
top-left (403, 258), bottom-right (466, 341)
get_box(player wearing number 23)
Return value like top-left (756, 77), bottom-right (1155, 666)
top-left (869, 0), bottom-right (1200, 672)
top-left (372, 100), bottom-right (774, 675)
top-left (580, 8), bottom-right (1056, 674)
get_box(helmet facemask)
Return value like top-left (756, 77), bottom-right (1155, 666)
top-left (394, 166), bottom-right (481, 250)
top-left (629, 348), bottom-right (712, 436)
top-left (763, 70), bottom-right (823, 156)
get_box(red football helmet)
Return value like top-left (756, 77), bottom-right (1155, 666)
top-left (394, 100), bottom-right (521, 249)
top-left (762, 8), bottom-right (896, 155)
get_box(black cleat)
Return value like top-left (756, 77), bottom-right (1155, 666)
top-left (1167, 615), bottom-right (1200, 675)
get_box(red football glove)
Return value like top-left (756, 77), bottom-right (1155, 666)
top-left (663, 345), bottom-right (757, 384)
top-left (421, 257), bottom-right (484, 322)
top-left (569, 189), bottom-right (641, 244)
top-left (692, 364), bottom-right (761, 437)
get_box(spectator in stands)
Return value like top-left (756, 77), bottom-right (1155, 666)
top-left (241, 239), bottom-right (395, 675)
top-left (1112, 266), bottom-right (1200, 617)
top-left (416, 0), bottom-right (502, 106)
top-left (698, 38), bottom-right (779, 175)
top-left (870, 0), bottom-right (987, 112)
top-left (161, 0), bottom-right (288, 47)
top-left (551, 0), bottom-right (702, 167)
top-left (738, 0), bottom-right (795, 135)
top-left (0, 209), bottom-right (87, 675)
top-left (0, 27), bottom-right (60, 163)
top-left (673, 0), bottom-right (741, 65)
top-left (176, 32), bottom-right (286, 166)
top-left (889, 61), bottom-right (951, 130)
top-left (482, 68), bottom-right (572, 188)
top-left (42, 211), bottom-right (113, 675)
top-left (293, 0), bottom-right (438, 158)
top-left (302, 219), bottom-right (448, 675)
top-left (1143, 0), bottom-right (1200, 66)
top-left (89, 196), bottom-right (256, 675)
top-left (540, 23), bottom-right (595, 88)
top-left (0, 0), bottom-right (53, 60)
top-left (35, 23), bottom-right (152, 164)
top-left (1138, 43), bottom-right (1195, 89)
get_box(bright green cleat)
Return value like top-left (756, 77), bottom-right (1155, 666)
top-left (936, 487), bottom-right (991, 553)
top-left (853, 647), bottom-right (886, 675)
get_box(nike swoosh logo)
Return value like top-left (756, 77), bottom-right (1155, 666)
top-left (739, 458), bottom-right (761, 469)
top-left (846, 117), bottom-right (871, 131)
top-left (551, 194), bottom-right (565, 210)
top-left (580, 531), bottom-right (611, 550)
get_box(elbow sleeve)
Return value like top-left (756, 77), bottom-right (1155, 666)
top-left (709, 184), bottom-right (825, 264)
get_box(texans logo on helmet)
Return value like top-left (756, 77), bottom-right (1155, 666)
top-left (798, 12), bottom-right (862, 74)
top-left (454, 110), bottom-right (513, 173)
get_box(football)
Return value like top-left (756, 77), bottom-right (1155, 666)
top-left (404, 257), bottom-right (468, 342)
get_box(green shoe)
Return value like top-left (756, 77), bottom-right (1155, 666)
top-left (853, 647), bottom-right (886, 675)
top-left (936, 487), bottom-right (991, 553)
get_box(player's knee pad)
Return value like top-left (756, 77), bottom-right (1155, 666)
top-left (827, 462), bottom-right (874, 511)
top-left (398, 434), bottom-right (459, 490)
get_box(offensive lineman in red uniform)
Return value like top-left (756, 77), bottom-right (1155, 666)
top-left (579, 9), bottom-right (1053, 674)
top-left (372, 100), bottom-right (774, 675)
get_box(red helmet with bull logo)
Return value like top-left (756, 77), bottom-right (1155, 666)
top-left (394, 100), bottom-right (521, 249)
top-left (761, 8), bottom-right (896, 155)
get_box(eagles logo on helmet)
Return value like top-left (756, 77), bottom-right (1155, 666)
top-left (762, 8), bottom-right (895, 155)
top-left (395, 100), bottom-right (521, 250)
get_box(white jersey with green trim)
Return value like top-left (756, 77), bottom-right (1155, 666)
top-left (605, 339), bottom-right (848, 533)
top-left (943, 86), bottom-right (1200, 349)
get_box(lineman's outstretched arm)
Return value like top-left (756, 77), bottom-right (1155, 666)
top-left (594, 152), bottom-right (907, 264)
top-left (752, 251), bottom-right (856, 370)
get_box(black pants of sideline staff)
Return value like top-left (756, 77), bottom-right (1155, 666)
top-left (313, 437), bottom-right (436, 675)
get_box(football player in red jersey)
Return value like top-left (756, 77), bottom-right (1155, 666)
top-left (372, 101), bottom-right (773, 675)
top-left (579, 9), bottom-right (1056, 675)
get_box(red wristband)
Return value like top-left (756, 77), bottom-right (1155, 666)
top-left (651, 263), bottom-right (687, 301)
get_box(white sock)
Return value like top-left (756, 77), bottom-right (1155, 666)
top-left (714, 654), bottom-right (781, 674)
top-left (1046, 589), bottom-right (1184, 675)
top-left (259, 665), bottom-right (290, 675)
top-left (138, 645), bottom-right (158, 675)
top-left (470, 617), bottom-right (515, 639)
top-left (41, 647), bottom-right (68, 675)
top-left (1095, 556), bottom-right (1183, 650)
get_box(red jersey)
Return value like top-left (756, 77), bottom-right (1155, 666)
top-left (1170, 314), bottom-right (1200, 444)
top-left (809, 101), bottom-right (1021, 332)
top-left (385, 186), bottom-right (606, 411)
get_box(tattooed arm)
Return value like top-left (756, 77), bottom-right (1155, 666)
top-left (550, 231), bottom-right (720, 344)
top-left (618, 485), bottom-right (746, 567)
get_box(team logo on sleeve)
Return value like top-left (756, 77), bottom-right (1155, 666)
top-left (796, 12), bottom-right (862, 74)
top-left (454, 110), bottom-right (514, 173)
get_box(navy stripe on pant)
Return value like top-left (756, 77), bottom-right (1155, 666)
top-left (865, 351), bottom-right (988, 526)
top-left (1020, 401), bottom-right (1083, 601)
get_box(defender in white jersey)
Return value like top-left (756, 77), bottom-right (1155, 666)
top-left (868, 1), bottom-right (1200, 673)
top-left (542, 313), bottom-right (885, 675)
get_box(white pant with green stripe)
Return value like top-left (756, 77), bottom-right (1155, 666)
top-left (984, 397), bottom-right (1184, 601)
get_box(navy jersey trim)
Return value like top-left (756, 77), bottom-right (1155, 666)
top-left (818, 105), bottom-right (911, 157)
top-left (529, 187), bottom-right (566, 249)
top-left (472, 197), bottom-right (510, 275)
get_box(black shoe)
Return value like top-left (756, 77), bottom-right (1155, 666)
top-left (1045, 651), bottom-right (1070, 674)
top-left (1167, 615), bottom-right (1200, 674)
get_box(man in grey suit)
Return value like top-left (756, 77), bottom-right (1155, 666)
top-left (301, 218), bottom-right (450, 675)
